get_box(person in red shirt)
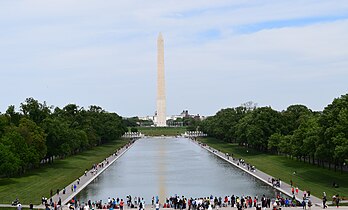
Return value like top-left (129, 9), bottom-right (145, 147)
top-left (120, 199), bottom-right (124, 210)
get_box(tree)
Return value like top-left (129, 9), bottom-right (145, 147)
top-left (0, 143), bottom-right (21, 177)
top-left (282, 104), bottom-right (312, 135)
top-left (123, 117), bottom-right (139, 127)
top-left (0, 99), bottom-right (127, 177)
top-left (319, 94), bottom-right (348, 171)
top-left (20, 98), bottom-right (51, 125)
top-left (268, 133), bottom-right (282, 153)
top-left (200, 107), bottom-right (249, 142)
top-left (235, 107), bottom-right (282, 151)
top-left (301, 115), bottom-right (320, 164)
top-left (1, 127), bottom-right (31, 174)
top-left (5, 105), bottom-right (21, 126)
top-left (130, 127), bottom-right (138, 132)
top-left (0, 115), bottom-right (8, 136)
top-left (41, 117), bottom-right (70, 160)
top-left (18, 118), bottom-right (47, 167)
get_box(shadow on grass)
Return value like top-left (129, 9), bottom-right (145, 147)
top-left (0, 178), bottom-right (18, 186)
top-left (300, 169), bottom-right (348, 186)
top-left (70, 155), bottom-right (89, 160)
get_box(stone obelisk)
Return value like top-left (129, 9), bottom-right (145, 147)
top-left (156, 33), bottom-right (166, 127)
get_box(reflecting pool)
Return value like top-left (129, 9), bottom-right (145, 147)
top-left (77, 137), bottom-right (277, 203)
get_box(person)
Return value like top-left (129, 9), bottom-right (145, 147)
top-left (156, 202), bottom-right (160, 210)
top-left (308, 200), bottom-right (312, 210)
top-left (285, 198), bottom-right (289, 207)
top-left (322, 193), bottom-right (327, 209)
top-left (120, 199), bottom-right (124, 210)
top-left (335, 195), bottom-right (340, 208)
top-left (273, 200), bottom-right (278, 210)
top-left (139, 201), bottom-right (143, 210)
top-left (302, 200), bottom-right (306, 210)
top-left (29, 202), bottom-right (33, 210)
top-left (17, 203), bottom-right (22, 210)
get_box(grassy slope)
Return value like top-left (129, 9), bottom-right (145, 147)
top-left (137, 127), bottom-right (187, 136)
top-left (199, 137), bottom-right (348, 200)
top-left (0, 139), bottom-right (129, 205)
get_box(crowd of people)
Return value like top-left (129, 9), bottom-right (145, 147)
top-left (268, 178), bottom-right (281, 188)
top-left (67, 194), bottom-right (299, 210)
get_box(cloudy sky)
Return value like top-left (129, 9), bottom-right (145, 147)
top-left (0, 1), bottom-right (347, 117)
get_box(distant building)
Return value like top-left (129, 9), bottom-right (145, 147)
top-left (138, 110), bottom-right (206, 127)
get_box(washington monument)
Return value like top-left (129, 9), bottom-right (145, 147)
top-left (156, 33), bottom-right (166, 127)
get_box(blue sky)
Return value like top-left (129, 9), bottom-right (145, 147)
top-left (0, 1), bottom-right (348, 117)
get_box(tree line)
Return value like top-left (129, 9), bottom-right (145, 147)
top-left (199, 94), bottom-right (348, 172)
top-left (0, 98), bottom-right (127, 177)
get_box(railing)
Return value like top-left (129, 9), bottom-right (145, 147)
top-left (182, 131), bottom-right (207, 137)
top-left (122, 132), bottom-right (145, 138)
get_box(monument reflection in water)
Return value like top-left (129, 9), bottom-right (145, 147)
top-left (77, 137), bottom-right (276, 203)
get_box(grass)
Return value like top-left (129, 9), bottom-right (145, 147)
top-left (137, 126), bottom-right (187, 136)
top-left (198, 137), bottom-right (348, 201)
top-left (329, 203), bottom-right (348, 206)
top-left (0, 139), bottom-right (129, 205)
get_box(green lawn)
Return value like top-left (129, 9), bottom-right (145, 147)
top-left (0, 139), bottom-right (129, 205)
top-left (137, 126), bottom-right (187, 136)
top-left (199, 137), bottom-right (348, 200)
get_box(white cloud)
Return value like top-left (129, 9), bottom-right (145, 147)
top-left (0, 1), bottom-right (347, 116)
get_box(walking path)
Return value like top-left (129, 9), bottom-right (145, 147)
top-left (42, 140), bottom-right (136, 207)
top-left (190, 139), bottom-right (323, 206)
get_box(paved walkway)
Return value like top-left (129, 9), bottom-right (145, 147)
top-left (189, 139), bottom-right (323, 206)
top-left (41, 140), bottom-right (136, 207)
